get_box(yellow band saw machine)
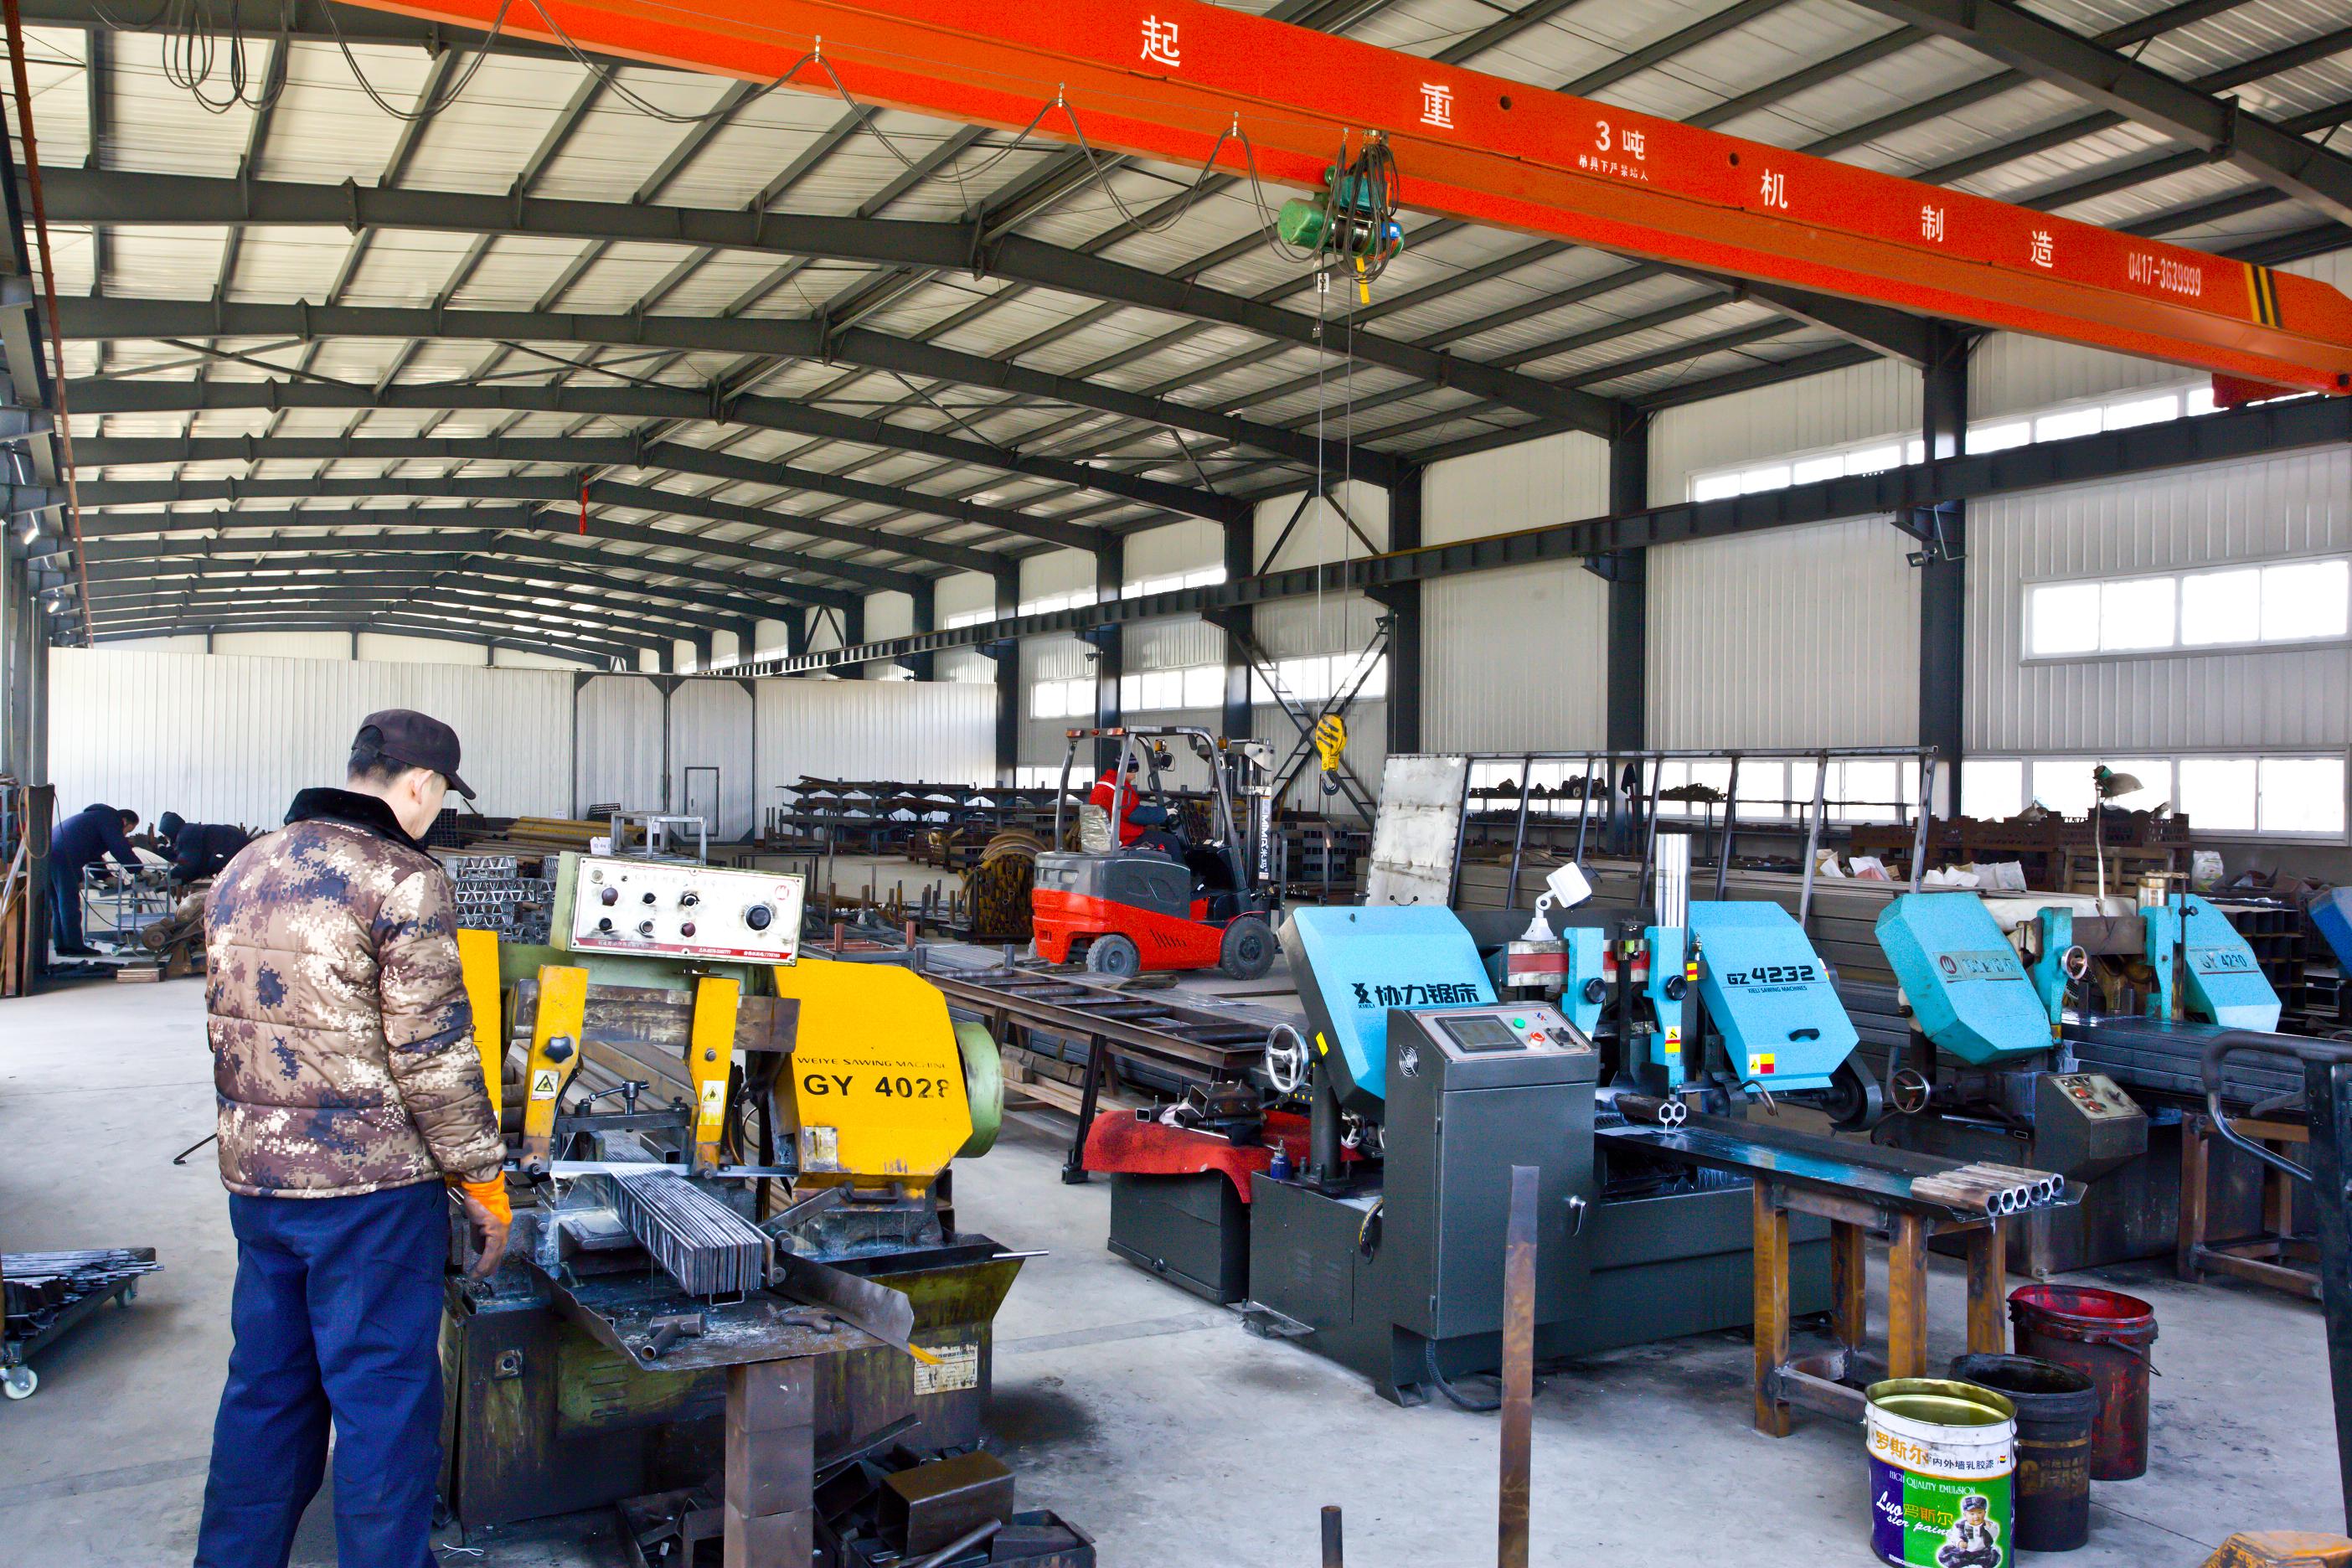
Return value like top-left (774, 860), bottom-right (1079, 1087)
top-left (444, 853), bottom-right (1084, 1568)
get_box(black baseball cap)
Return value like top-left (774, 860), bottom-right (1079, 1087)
top-left (356, 709), bottom-right (475, 799)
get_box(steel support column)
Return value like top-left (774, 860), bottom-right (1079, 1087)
top-left (1089, 540), bottom-right (1126, 771)
top-left (1606, 418), bottom-right (1651, 754)
top-left (1220, 515), bottom-right (1254, 743)
top-left (903, 580), bottom-right (936, 681)
top-left (1373, 464), bottom-right (1422, 758)
top-left (1920, 326), bottom-right (1971, 814)
top-left (990, 562), bottom-right (1019, 782)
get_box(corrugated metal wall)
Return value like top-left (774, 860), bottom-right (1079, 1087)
top-left (1648, 517), bottom-right (1921, 748)
top-left (1650, 358), bottom-right (1919, 500)
top-left (668, 678), bottom-right (757, 838)
top-left (757, 679), bottom-right (995, 794)
top-left (1968, 446), bottom-right (2352, 753)
top-left (576, 673), bottom-right (666, 816)
top-left (1422, 431), bottom-right (1612, 750)
top-left (49, 648), bottom-right (575, 828)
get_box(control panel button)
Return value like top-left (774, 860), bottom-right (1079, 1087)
top-left (744, 903), bottom-right (773, 932)
top-left (637, 920), bottom-right (655, 937)
top-left (679, 921), bottom-right (696, 938)
top-left (678, 891), bottom-right (699, 908)
top-left (599, 886), bottom-right (619, 906)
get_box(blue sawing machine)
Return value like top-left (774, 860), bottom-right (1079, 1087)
top-left (1869, 887), bottom-right (2297, 1274)
top-left (1242, 869), bottom-right (1880, 1406)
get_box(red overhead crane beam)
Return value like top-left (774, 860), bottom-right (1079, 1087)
top-left (358, 0), bottom-right (2352, 395)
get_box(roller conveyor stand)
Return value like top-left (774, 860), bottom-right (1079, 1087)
top-left (1599, 1113), bottom-right (2071, 1436)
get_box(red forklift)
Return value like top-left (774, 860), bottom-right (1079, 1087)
top-left (1031, 727), bottom-right (1283, 979)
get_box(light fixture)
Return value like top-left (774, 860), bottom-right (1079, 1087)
top-left (2091, 764), bottom-right (2143, 902)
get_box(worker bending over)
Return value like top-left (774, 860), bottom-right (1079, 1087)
top-left (47, 802), bottom-right (142, 957)
top-left (155, 812), bottom-right (250, 887)
top-left (194, 710), bottom-right (509, 1568)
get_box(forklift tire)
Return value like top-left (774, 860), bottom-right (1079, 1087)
top-left (1085, 934), bottom-right (1142, 977)
top-left (1219, 916), bottom-right (1277, 981)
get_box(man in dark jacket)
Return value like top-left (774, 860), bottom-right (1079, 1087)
top-left (48, 802), bottom-right (142, 956)
top-left (155, 812), bottom-right (250, 886)
top-left (194, 710), bottom-right (509, 1568)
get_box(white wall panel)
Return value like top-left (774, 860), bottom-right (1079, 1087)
top-left (668, 678), bottom-right (757, 838)
top-left (756, 679), bottom-right (994, 792)
top-left (1968, 447), bottom-right (2352, 753)
top-left (575, 673), bottom-right (666, 815)
top-left (1127, 616), bottom-right (1223, 671)
top-left (1253, 481), bottom-right (1389, 570)
top-left (1648, 517), bottom-right (1920, 748)
top-left (1124, 519), bottom-right (1220, 579)
top-left (1421, 432), bottom-right (1612, 752)
top-left (214, 631), bottom-right (352, 659)
top-left (1425, 567), bottom-right (1610, 751)
top-left (1020, 548), bottom-right (1096, 601)
top-left (865, 591), bottom-right (915, 641)
top-left (1426, 429), bottom-right (1608, 544)
top-left (50, 649), bottom-right (574, 829)
top-left (1650, 358), bottom-right (1918, 502)
top-left (353, 633), bottom-right (487, 665)
top-left (1970, 333), bottom-right (2181, 420)
top-left (936, 570), bottom-right (998, 618)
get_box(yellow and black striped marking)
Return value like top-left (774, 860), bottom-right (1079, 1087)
top-left (2246, 263), bottom-right (2282, 328)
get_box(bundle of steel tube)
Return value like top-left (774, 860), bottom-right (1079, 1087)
top-left (611, 1170), bottom-right (773, 1297)
top-left (1615, 1094), bottom-right (1688, 1129)
top-left (1910, 1162), bottom-right (2065, 1216)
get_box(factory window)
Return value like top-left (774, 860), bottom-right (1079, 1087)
top-left (1029, 676), bottom-right (1095, 719)
top-left (1963, 754), bottom-right (2347, 839)
top-left (1122, 565), bottom-right (1227, 598)
top-left (2027, 556), bottom-right (2352, 660)
top-left (1685, 383), bottom-right (2228, 503)
top-left (1249, 653), bottom-right (1388, 707)
top-left (1017, 588), bottom-right (1097, 616)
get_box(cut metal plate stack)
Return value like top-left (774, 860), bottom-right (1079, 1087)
top-left (610, 1170), bottom-right (772, 1297)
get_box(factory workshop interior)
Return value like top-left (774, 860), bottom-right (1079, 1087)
top-left (9, 0), bottom-right (2352, 1564)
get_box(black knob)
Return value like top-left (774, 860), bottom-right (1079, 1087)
top-left (599, 886), bottom-right (619, 905)
top-left (543, 1039), bottom-right (575, 1063)
top-left (1581, 977), bottom-right (1607, 1004)
top-left (1663, 976), bottom-right (1689, 1002)
top-left (744, 903), bottom-right (773, 931)
top-left (678, 891), bottom-right (699, 908)
top-left (596, 916), bottom-right (614, 932)
top-left (642, 890), bottom-right (657, 905)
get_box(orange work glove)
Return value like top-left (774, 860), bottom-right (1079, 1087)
top-left (451, 1175), bottom-right (511, 1226)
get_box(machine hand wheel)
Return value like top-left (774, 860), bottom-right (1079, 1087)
top-left (1887, 1065), bottom-right (1933, 1117)
top-left (1263, 1024), bottom-right (1309, 1096)
top-left (1824, 1058), bottom-right (1887, 1132)
top-left (2062, 945), bottom-right (2092, 982)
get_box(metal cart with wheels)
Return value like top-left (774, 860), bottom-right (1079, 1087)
top-left (3, 1248), bottom-right (160, 1400)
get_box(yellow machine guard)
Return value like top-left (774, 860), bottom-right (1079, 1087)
top-left (770, 959), bottom-right (972, 1189)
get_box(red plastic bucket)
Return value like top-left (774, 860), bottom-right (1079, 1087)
top-left (2009, 1284), bottom-right (2155, 1481)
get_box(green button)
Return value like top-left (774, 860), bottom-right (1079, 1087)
top-left (1512, 1019), bottom-right (1525, 1029)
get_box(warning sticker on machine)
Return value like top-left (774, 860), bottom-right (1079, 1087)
top-left (915, 1342), bottom-right (980, 1395)
top-left (529, 1068), bottom-right (560, 1099)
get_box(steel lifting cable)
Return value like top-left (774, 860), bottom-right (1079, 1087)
top-left (3, 0), bottom-right (95, 645)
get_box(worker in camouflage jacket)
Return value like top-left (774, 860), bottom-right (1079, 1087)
top-left (194, 709), bottom-right (508, 1568)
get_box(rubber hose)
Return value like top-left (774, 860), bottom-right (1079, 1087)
top-left (1425, 1339), bottom-right (1503, 1413)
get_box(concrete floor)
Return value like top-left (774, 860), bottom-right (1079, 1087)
top-left (3, 974), bottom-right (2343, 1566)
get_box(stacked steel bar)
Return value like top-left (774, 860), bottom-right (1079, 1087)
top-left (4, 1250), bottom-right (162, 1323)
top-left (611, 1170), bottom-right (772, 1297)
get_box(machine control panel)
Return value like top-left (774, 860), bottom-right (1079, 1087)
top-left (565, 855), bottom-right (804, 963)
top-left (1421, 1005), bottom-right (1592, 1061)
top-left (2048, 1072), bottom-right (2139, 1122)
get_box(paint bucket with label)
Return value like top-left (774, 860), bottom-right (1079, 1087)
top-left (1951, 1354), bottom-right (2098, 1553)
top-left (1866, 1378), bottom-right (2017, 1568)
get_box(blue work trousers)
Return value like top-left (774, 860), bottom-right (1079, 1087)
top-left (193, 1181), bottom-right (447, 1568)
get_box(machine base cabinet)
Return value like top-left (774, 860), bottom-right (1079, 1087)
top-left (1107, 1171), bottom-right (1252, 1303)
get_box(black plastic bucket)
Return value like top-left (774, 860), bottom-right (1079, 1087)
top-left (1951, 1353), bottom-right (2101, 1553)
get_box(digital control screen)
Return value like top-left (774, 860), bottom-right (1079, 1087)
top-left (1437, 1014), bottom-right (1524, 1054)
